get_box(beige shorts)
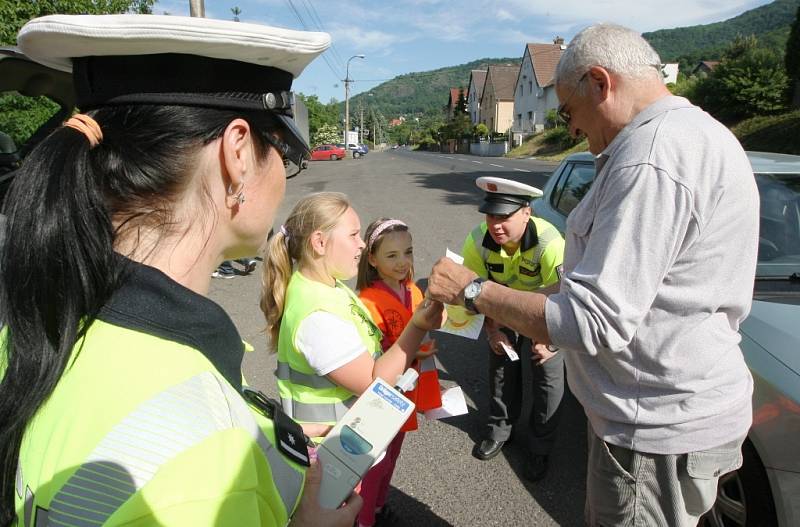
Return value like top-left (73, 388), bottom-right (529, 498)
top-left (585, 425), bottom-right (744, 527)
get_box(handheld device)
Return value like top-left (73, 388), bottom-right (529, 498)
top-left (316, 369), bottom-right (418, 508)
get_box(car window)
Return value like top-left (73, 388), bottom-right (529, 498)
top-left (552, 162), bottom-right (595, 216)
top-left (755, 172), bottom-right (800, 264)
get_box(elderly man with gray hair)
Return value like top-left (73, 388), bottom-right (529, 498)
top-left (427, 23), bottom-right (758, 526)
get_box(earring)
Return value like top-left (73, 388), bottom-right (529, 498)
top-left (228, 183), bottom-right (245, 205)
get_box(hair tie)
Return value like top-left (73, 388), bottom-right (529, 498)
top-left (279, 224), bottom-right (291, 247)
top-left (368, 219), bottom-right (407, 250)
top-left (64, 114), bottom-right (103, 148)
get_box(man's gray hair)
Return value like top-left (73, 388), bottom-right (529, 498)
top-left (555, 23), bottom-right (663, 88)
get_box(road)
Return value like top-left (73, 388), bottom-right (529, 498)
top-left (209, 149), bottom-right (589, 527)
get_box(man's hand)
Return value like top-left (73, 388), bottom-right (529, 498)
top-left (288, 458), bottom-right (363, 527)
top-left (427, 257), bottom-right (478, 305)
top-left (531, 342), bottom-right (558, 365)
top-left (487, 330), bottom-right (512, 356)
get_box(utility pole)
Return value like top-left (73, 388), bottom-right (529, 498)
top-left (344, 54), bottom-right (365, 145)
top-left (359, 106), bottom-right (364, 144)
top-left (189, 0), bottom-right (205, 17)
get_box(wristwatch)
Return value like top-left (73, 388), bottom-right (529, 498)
top-left (463, 278), bottom-right (485, 314)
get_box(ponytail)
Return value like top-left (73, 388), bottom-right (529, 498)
top-left (261, 231), bottom-right (293, 350)
top-left (0, 124), bottom-right (119, 524)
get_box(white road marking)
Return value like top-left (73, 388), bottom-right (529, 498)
top-left (514, 168), bottom-right (532, 172)
top-left (444, 156), bottom-right (454, 159)
top-left (490, 163), bottom-right (504, 168)
top-left (471, 161), bottom-right (483, 164)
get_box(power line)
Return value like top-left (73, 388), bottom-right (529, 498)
top-left (283, 0), bottom-right (343, 81)
top-left (300, 0), bottom-right (347, 74)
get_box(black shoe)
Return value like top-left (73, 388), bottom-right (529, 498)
top-left (374, 504), bottom-right (399, 526)
top-left (475, 439), bottom-right (507, 460)
top-left (525, 454), bottom-right (549, 482)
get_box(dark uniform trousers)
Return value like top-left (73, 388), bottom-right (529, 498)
top-left (487, 326), bottom-right (565, 455)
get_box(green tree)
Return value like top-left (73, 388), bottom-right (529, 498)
top-left (473, 123), bottom-right (489, 138)
top-left (311, 122), bottom-right (340, 147)
top-left (692, 36), bottom-right (789, 120)
top-left (786, 5), bottom-right (800, 107)
top-left (231, 6), bottom-right (241, 22)
top-left (0, 0), bottom-right (155, 46)
top-left (297, 94), bottom-right (340, 141)
top-left (387, 123), bottom-right (412, 145)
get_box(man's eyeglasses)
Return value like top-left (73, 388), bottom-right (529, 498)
top-left (557, 72), bottom-right (587, 126)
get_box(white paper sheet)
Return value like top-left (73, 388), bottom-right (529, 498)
top-left (435, 249), bottom-right (485, 340)
top-left (424, 386), bottom-right (469, 420)
top-left (499, 341), bottom-right (519, 361)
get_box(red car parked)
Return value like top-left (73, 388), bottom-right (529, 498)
top-left (310, 144), bottom-right (346, 161)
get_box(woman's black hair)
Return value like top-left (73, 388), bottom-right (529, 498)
top-left (0, 104), bottom-right (280, 523)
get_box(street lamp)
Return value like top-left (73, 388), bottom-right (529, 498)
top-left (344, 54), bottom-right (365, 146)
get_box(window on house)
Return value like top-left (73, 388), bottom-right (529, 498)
top-left (527, 111), bottom-right (533, 122)
top-left (519, 84), bottom-right (523, 95)
top-left (517, 114), bottom-right (522, 126)
top-left (529, 81), bottom-right (533, 94)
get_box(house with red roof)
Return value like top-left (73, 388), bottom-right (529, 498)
top-left (512, 38), bottom-right (565, 141)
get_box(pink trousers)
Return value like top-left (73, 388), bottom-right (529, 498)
top-left (356, 432), bottom-right (406, 527)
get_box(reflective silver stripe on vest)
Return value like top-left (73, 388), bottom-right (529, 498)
top-left (470, 225), bottom-right (489, 264)
top-left (275, 361), bottom-right (339, 389)
top-left (45, 372), bottom-right (302, 526)
top-left (281, 395), bottom-right (356, 423)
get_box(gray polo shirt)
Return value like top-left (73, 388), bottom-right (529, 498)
top-left (546, 96), bottom-right (758, 454)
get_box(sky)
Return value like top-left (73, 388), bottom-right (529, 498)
top-left (154, 0), bottom-right (774, 103)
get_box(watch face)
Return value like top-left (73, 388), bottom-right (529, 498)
top-left (465, 281), bottom-right (480, 299)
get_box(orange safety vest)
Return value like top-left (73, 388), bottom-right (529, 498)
top-left (359, 280), bottom-right (442, 432)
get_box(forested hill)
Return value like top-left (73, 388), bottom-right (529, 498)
top-left (644, 0), bottom-right (799, 65)
top-left (347, 58), bottom-right (519, 119)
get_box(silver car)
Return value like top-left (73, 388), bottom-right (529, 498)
top-left (534, 151), bottom-right (800, 527)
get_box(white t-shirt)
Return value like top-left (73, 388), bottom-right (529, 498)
top-left (296, 311), bottom-right (368, 376)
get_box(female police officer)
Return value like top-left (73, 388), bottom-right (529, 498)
top-left (0, 14), bottom-right (359, 527)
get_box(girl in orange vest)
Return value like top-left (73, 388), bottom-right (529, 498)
top-left (355, 217), bottom-right (443, 527)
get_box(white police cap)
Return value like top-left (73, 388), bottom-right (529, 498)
top-left (16, 14), bottom-right (331, 163)
top-left (476, 176), bottom-right (542, 216)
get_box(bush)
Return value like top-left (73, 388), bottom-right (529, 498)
top-left (473, 123), bottom-right (489, 138)
top-left (542, 127), bottom-right (579, 150)
top-left (732, 110), bottom-right (800, 154)
top-left (545, 108), bottom-right (560, 128)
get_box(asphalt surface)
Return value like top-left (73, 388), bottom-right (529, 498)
top-left (209, 149), bottom-right (589, 527)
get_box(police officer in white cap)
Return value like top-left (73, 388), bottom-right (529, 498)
top-left (461, 176), bottom-right (566, 481)
top-left (1, 13), bottom-right (359, 527)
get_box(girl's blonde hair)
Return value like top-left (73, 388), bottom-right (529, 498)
top-left (356, 217), bottom-right (413, 291)
top-left (261, 191), bottom-right (351, 351)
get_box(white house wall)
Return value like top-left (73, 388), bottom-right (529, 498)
top-left (512, 50), bottom-right (553, 133)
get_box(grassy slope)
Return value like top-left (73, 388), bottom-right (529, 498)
top-left (505, 133), bottom-right (588, 161)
